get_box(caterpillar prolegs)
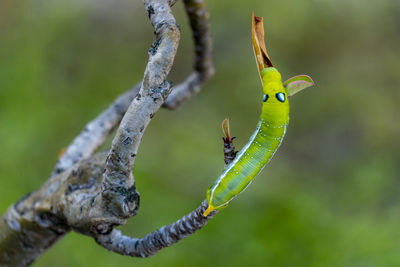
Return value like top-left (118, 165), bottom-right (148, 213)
top-left (203, 13), bottom-right (315, 217)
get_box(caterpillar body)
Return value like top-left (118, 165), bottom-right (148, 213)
top-left (203, 13), bottom-right (314, 217)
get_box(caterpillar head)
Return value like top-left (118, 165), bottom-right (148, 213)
top-left (261, 67), bottom-right (288, 105)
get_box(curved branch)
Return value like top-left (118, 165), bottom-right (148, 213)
top-left (52, 84), bottom-right (141, 177)
top-left (53, 0), bottom-right (215, 178)
top-left (163, 0), bottom-right (214, 109)
top-left (96, 200), bottom-right (217, 257)
top-left (0, 0), bottom-right (217, 264)
top-left (101, 0), bottom-right (180, 218)
top-left (96, 0), bottom-right (219, 256)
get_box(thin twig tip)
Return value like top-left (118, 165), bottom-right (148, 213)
top-left (222, 118), bottom-right (231, 140)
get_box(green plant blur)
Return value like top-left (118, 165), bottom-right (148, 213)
top-left (1, 0), bottom-right (399, 266)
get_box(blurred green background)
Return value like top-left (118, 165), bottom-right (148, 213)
top-left (1, 0), bottom-right (400, 266)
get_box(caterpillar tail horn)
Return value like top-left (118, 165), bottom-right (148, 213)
top-left (203, 205), bottom-right (215, 217)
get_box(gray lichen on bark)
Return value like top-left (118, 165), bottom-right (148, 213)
top-left (0, 0), bottom-right (216, 266)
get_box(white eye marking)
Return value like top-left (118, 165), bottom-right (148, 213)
top-left (276, 92), bottom-right (286, 102)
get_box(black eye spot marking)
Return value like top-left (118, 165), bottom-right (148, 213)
top-left (276, 92), bottom-right (286, 102)
top-left (263, 94), bottom-right (269, 102)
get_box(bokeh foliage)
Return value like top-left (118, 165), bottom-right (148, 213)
top-left (1, 0), bottom-right (400, 266)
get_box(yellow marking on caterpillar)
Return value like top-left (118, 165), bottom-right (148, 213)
top-left (203, 205), bottom-right (215, 217)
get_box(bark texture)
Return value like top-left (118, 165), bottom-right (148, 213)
top-left (52, 84), bottom-right (141, 177)
top-left (95, 200), bottom-right (216, 258)
top-left (164, 0), bottom-right (214, 109)
top-left (0, 0), bottom-right (216, 266)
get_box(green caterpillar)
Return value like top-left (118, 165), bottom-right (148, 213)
top-left (203, 13), bottom-right (315, 217)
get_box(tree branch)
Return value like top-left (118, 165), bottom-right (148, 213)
top-left (221, 118), bottom-right (238, 167)
top-left (52, 0), bottom-right (215, 177)
top-left (0, 0), bottom-right (217, 265)
top-left (93, 0), bottom-right (220, 257)
top-left (163, 0), bottom-right (214, 109)
top-left (52, 0), bottom-right (215, 182)
top-left (101, 0), bottom-right (180, 219)
top-left (52, 84), bottom-right (141, 177)
top-left (95, 200), bottom-right (216, 258)
top-left (0, 153), bottom-right (106, 267)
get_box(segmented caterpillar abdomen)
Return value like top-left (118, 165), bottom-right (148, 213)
top-left (207, 115), bottom-right (288, 210)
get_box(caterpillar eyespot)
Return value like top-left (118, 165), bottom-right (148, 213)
top-left (202, 12), bottom-right (314, 217)
top-left (276, 92), bottom-right (286, 102)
